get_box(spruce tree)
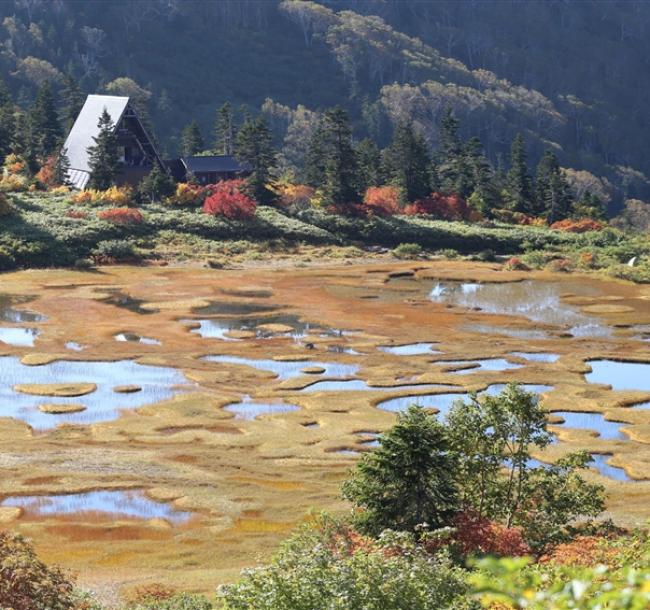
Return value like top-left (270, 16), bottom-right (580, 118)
top-left (87, 108), bottom-right (119, 190)
top-left (535, 150), bottom-right (573, 222)
top-left (304, 120), bottom-right (327, 188)
top-left (214, 102), bottom-right (235, 155)
top-left (30, 81), bottom-right (62, 159)
top-left (342, 405), bottom-right (459, 536)
top-left (435, 107), bottom-right (466, 194)
top-left (180, 120), bottom-right (204, 157)
top-left (355, 138), bottom-right (382, 193)
top-left (0, 79), bottom-right (14, 163)
top-left (60, 75), bottom-right (84, 131)
top-left (320, 107), bottom-right (359, 209)
top-left (235, 115), bottom-right (277, 205)
top-left (505, 134), bottom-right (533, 213)
top-left (383, 121), bottom-right (431, 203)
top-left (53, 147), bottom-right (71, 186)
top-left (464, 137), bottom-right (498, 214)
top-left (137, 163), bottom-right (175, 203)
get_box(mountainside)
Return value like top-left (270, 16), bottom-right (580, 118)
top-left (1, 0), bottom-right (648, 209)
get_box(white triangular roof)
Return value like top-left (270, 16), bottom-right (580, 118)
top-left (63, 94), bottom-right (129, 189)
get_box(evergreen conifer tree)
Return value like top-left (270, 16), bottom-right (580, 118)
top-left (180, 120), bottom-right (204, 157)
top-left (87, 108), bottom-right (119, 190)
top-left (214, 102), bottom-right (235, 155)
top-left (137, 163), bottom-right (175, 203)
top-left (60, 75), bottom-right (84, 132)
top-left (30, 81), bottom-right (62, 159)
top-left (535, 150), bottom-right (573, 222)
top-left (383, 121), bottom-right (431, 202)
top-left (235, 115), bottom-right (277, 205)
top-left (464, 137), bottom-right (498, 214)
top-left (505, 134), bottom-right (533, 213)
top-left (342, 405), bottom-right (459, 536)
top-left (355, 138), bottom-right (382, 193)
top-left (304, 120), bottom-right (327, 188)
top-left (319, 107), bottom-right (359, 209)
top-left (0, 78), bottom-right (15, 163)
top-left (53, 147), bottom-right (71, 186)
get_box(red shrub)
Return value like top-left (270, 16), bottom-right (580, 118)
top-left (503, 256), bottom-right (530, 271)
top-left (66, 209), bottom-right (88, 219)
top-left (404, 192), bottom-right (470, 220)
top-left (363, 186), bottom-right (400, 216)
top-left (203, 179), bottom-right (256, 220)
top-left (97, 207), bottom-right (143, 224)
top-left (550, 218), bottom-right (604, 233)
top-left (451, 509), bottom-right (531, 557)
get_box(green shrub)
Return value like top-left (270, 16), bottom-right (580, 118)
top-left (92, 239), bottom-right (137, 261)
top-left (218, 516), bottom-right (474, 610)
top-left (392, 242), bottom-right (423, 259)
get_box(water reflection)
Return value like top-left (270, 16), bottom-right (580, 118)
top-left (430, 280), bottom-right (610, 337)
top-left (0, 294), bottom-right (46, 323)
top-left (550, 411), bottom-right (627, 440)
top-left (202, 355), bottom-right (359, 381)
top-left (0, 327), bottom-right (40, 347)
top-left (437, 358), bottom-right (523, 374)
top-left (115, 332), bottom-right (161, 345)
top-left (0, 357), bottom-right (189, 429)
top-left (225, 397), bottom-right (300, 420)
top-left (585, 360), bottom-right (650, 392)
top-left (379, 343), bottom-right (441, 356)
top-left (1, 490), bottom-right (192, 523)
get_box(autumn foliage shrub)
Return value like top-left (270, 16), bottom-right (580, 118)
top-left (503, 256), bottom-right (530, 271)
top-left (276, 183), bottom-right (315, 210)
top-left (203, 179), bottom-right (256, 220)
top-left (404, 192), bottom-right (470, 220)
top-left (97, 207), bottom-right (143, 224)
top-left (550, 218), bottom-right (604, 233)
top-left (492, 209), bottom-right (546, 226)
top-left (71, 186), bottom-right (133, 207)
top-left (451, 510), bottom-right (531, 557)
top-left (363, 186), bottom-right (401, 216)
top-left (167, 182), bottom-right (206, 207)
top-left (0, 530), bottom-right (77, 610)
top-left (35, 156), bottom-right (56, 187)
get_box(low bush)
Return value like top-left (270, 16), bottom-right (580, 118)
top-left (546, 257), bottom-right (574, 273)
top-left (392, 242), bottom-right (423, 259)
top-left (404, 192), bottom-right (471, 220)
top-left (66, 209), bottom-right (88, 219)
top-left (275, 183), bottom-right (315, 211)
top-left (0, 530), bottom-right (77, 610)
top-left (97, 207), bottom-right (143, 225)
top-left (71, 187), bottom-right (134, 207)
top-left (92, 239), bottom-right (137, 262)
top-left (551, 218), bottom-right (604, 233)
top-left (503, 256), bottom-right (530, 271)
top-left (166, 182), bottom-right (206, 207)
top-left (363, 185), bottom-right (401, 216)
top-left (0, 173), bottom-right (29, 192)
top-left (203, 180), bottom-right (256, 220)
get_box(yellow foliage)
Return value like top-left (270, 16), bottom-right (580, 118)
top-left (275, 183), bottom-right (316, 208)
top-left (166, 182), bottom-right (205, 206)
top-left (0, 174), bottom-right (28, 192)
top-left (70, 186), bottom-right (133, 206)
top-left (50, 185), bottom-right (70, 195)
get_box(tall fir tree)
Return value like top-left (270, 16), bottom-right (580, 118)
top-left (355, 138), bottom-right (382, 193)
top-left (534, 150), bottom-right (573, 222)
top-left (505, 133), bottom-right (533, 213)
top-left (319, 107), bottom-right (360, 209)
top-left (383, 121), bottom-right (431, 203)
top-left (30, 81), bottom-right (62, 159)
top-left (53, 147), bottom-right (71, 186)
top-left (138, 163), bottom-right (175, 203)
top-left (60, 75), bottom-right (84, 132)
top-left (435, 107), bottom-right (466, 194)
top-left (0, 78), bottom-right (15, 163)
top-left (304, 120), bottom-right (327, 187)
top-left (464, 137), bottom-right (499, 214)
top-left (214, 102), bottom-right (235, 155)
top-left (87, 108), bottom-right (119, 190)
top-left (180, 120), bottom-right (204, 156)
top-left (235, 115), bottom-right (277, 205)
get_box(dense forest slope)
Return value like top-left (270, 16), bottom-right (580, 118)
top-left (0, 0), bottom-right (648, 209)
